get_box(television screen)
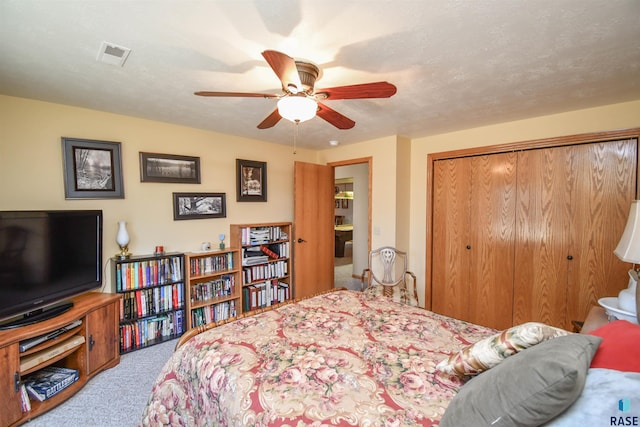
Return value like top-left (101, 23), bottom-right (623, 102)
top-left (0, 210), bottom-right (103, 328)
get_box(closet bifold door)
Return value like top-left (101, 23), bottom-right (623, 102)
top-left (513, 139), bottom-right (637, 329)
top-left (566, 140), bottom-right (637, 326)
top-left (432, 153), bottom-right (517, 330)
top-left (467, 153), bottom-right (517, 330)
top-left (432, 157), bottom-right (473, 324)
top-left (513, 146), bottom-right (573, 329)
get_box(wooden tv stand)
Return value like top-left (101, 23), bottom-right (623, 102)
top-left (0, 292), bottom-right (121, 426)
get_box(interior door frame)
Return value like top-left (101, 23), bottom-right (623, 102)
top-left (425, 127), bottom-right (640, 310)
top-left (328, 157), bottom-right (373, 275)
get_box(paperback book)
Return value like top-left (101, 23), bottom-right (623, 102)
top-left (23, 366), bottom-right (79, 401)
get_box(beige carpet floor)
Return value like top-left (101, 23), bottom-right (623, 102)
top-left (26, 338), bottom-right (177, 427)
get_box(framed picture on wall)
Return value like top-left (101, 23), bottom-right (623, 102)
top-left (236, 159), bottom-right (267, 202)
top-left (341, 199), bottom-right (349, 209)
top-left (173, 192), bottom-right (226, 220)
top-left (140, 152), bottom-right (201, 183)
top-left (61, 137), bottom-right (124, 199)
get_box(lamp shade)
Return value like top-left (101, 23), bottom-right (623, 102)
top-left (277, 96), bottom-right (317, 123)
top-left (116, 221), bottom-right (130, 247)
top-left (614, 200), bottom-right (640, 263)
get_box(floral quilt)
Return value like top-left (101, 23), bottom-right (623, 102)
top-left (141, 289), bottom-right (495, 426)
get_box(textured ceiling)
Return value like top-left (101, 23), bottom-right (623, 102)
top-left (1, 0), bottom-right (639, 149)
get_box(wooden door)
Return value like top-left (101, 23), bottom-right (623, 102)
top-left (514, 146), bottom-right (573, 328)
top-left (468, 153), bottom-right (517, 329)
top-left (293, 161), bottom-right (334, 299)
top-left (566, 139), bottom-right (637, 325)
top-left (514, 139), bottom-right (637, 329)
top-left (432, 153), bottom-right (517, 329)
top-left (431, 157), bottom-right (473, 322)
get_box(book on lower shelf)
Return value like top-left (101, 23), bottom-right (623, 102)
top-left (23, 366), bottom-right (80, 402)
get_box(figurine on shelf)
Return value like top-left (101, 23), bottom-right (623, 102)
top-left (219, 234), bottom-right (226, 250)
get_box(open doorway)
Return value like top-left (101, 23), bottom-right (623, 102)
top-left (332, 161), bottom-right (370, 291)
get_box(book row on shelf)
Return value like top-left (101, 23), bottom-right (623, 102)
top-left (120, 309), bottom-right (185, 353)
top-left (191, 300), bottom-right (237, 327)
top-left (189, 252), bottom-right (234, 276)
top-left (120, 284), bottom-right (185, 320)
top-left (22, 366), bottom-right (80, 403)
top-left (190, 275), bottom-right (235, 304)
top-left (243, 280), bottom-right (290, 311)
top-left (242, 242), bottom-right (290, 260)
top-left (243, 260), bottom-right (288, 283)
top-left (115, 256), bottom-right (183, 291)
top-left (240, 226), bottom-right (289, 245)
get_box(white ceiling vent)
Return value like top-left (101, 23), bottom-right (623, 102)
top-left (97, 41), bottom-right (131, 67)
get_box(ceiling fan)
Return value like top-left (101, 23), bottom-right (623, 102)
top-left (194, 50), bottom-right (397, 130)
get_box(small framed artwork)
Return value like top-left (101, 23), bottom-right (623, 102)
top-left (341, 199), bottom-right (349, 209)
top-left (335, 199), bottom-right (340, 209)
top-left (173, 192), bottom-right (226, 220)
top-left (236, 159), bottom-right (267, 202)
top-left (139, 152), bottom-right (201, 183)
top-left (61, 137), bottom-right (124, 199)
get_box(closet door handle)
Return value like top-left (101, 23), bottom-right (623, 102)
top-left (297, 238), bottom-right (306, 243)
top-left (466, 245), bottom-right (471, 250)
top-left (567, 255), bottom-right (573, 260)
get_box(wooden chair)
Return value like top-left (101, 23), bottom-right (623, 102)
top-left (361, 246), bottom-right (419, 306)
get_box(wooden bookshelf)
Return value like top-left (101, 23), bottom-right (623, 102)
top-left (112, 252), bottom-right (186, 353)
top-left (184, 248), bottom-right (241, 330)
top-left (230, 222), bottom-right (293, 312)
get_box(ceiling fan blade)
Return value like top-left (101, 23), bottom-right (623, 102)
top-left (316, 102), bottom-right (355, 129)
top-left (315, 82), bottom-right (397, 100)
top-left (195, 91), bottom-right (280, 98)
top-left (262, 50), bottom-right (303, 93)
top-left (257, 108), bottom-right (282, 129)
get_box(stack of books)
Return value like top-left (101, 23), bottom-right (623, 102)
top-left (23, 366), bottom-right (79, 401)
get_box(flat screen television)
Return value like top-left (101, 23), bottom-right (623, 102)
top-left (0, 210), bottom-right (103, 329)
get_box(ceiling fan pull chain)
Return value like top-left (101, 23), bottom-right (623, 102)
top-left (293, 120), bottom-right (299, 155)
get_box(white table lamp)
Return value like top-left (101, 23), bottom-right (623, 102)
top-left (613, 200), bottom-right (640, 318)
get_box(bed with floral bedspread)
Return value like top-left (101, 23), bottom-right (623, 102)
top-left (141, 289), bottom-right (495, 426)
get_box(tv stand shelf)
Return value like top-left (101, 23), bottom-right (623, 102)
top-left (0, 292), bottom-right (121, 427)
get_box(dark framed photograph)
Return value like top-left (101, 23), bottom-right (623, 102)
top-left (139, 152), bottom-right (201, 183)
top-left (61, 137), bottom-right (124, 199)
top-left (173, 192), bottom-right (226, 220)
top-left (236, 159), bottom-right (267, 202)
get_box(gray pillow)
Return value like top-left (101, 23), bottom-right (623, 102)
top-left (439, 334), bottom-right (602, 427)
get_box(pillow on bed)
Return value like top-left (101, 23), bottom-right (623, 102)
top-left (587, 320), bottom-right (640, 372)
top-left (439, 334), bottom-right (602, 427)
top-left (543, 368), bottom-right (640, 426)
top-left (436, 322), bottom-right (569, 377)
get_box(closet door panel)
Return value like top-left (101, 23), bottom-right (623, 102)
top-left (514, 147), bottom-right (572, 328)
top-left (567, 139), bottom-right (637, 325)
top-left (468, 153), bottom-right (517, 329)
top-left (432, 157), bottom-right (472, 322)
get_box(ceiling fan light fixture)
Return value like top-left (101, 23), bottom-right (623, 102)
top-left (277, 96), bottom-right (317, 123)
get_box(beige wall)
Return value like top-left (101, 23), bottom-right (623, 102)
top-left (320, 135), bottom-right (401, 249)
top-left (2, 94), bottom-right (640, 304)
top-left (0, 94), bottom-right (317, 292)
